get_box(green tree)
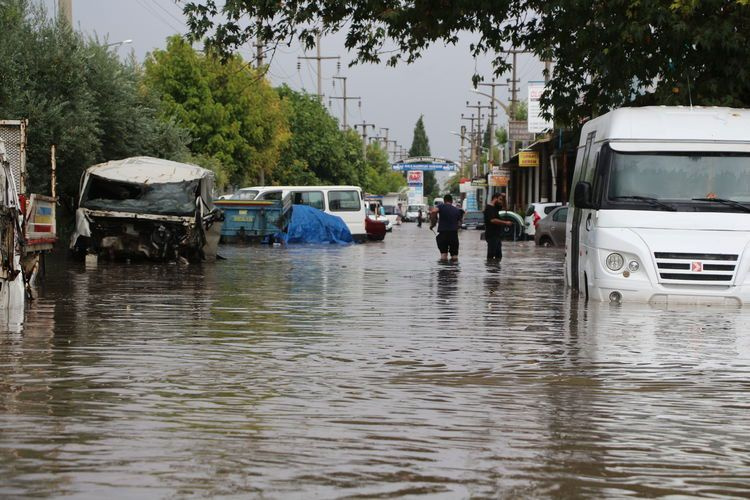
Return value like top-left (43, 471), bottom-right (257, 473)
top-left (363, 142), bottom-right (406, 195)
top-left (275, 85), bottom-right (362, 186)
top-left (514, 101), bottom-right (528, 121)
top-left (0, 0), bottom-right (189, 206)
top-left (496, 127), bottom-right (508, 146)
top-left (144, 36), bottom-right (289, 189)
top-left (184, 0), bottom-right (750, 127)
top-left (407, 115), bottom-right (438, 199)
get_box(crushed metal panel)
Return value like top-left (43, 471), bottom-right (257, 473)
top-left (71, 157), bottom-right (223, 263)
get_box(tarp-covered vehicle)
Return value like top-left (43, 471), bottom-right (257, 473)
top-left (70, 157), bottom-right (223, 263)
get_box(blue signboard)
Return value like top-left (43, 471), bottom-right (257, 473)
top-left (391, 156), bottom-right (458, 172)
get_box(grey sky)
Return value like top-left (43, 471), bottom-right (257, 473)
top-left (41, 0), bottom-right (545, 164)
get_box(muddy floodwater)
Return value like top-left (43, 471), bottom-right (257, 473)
top-left (2, 223), bottom-right (750, 498)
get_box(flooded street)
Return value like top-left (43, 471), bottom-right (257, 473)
top-left (2, 223), bottom-right (750, 498)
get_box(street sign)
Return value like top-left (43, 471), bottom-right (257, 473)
top-left (519, 151), bottom-right (540, 167)
top-left (508, 120), bottom-right (534, 142)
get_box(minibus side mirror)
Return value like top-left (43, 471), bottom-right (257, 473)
top-left (574, 181), bottom-right (594, 209)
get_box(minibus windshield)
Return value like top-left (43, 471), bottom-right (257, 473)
top-left (608, 152), bottom-right (750, 203)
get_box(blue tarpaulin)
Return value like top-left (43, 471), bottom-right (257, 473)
top-left (279, 204), bottom-right (353, 245)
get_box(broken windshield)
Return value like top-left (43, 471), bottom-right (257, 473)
top-left (81, 175), bottom-right (199, 216)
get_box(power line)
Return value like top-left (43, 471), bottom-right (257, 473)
top-left (134, 0), bottom-right (182, 32)
top-left (150, 0), bottom-right (186, 28)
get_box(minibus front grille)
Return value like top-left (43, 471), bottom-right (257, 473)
top-left (654, 252), bottom-right (738, 261)
top-left (655, 252), bottom-right (738, 285)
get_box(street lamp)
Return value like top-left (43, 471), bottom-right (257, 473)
top-left (470, 88), bottom-right (510, 115)
top-left (104, 39), bottom-right (133, 49)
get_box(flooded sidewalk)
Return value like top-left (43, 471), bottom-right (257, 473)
top-left (2, 223), bottom-right (750, 498)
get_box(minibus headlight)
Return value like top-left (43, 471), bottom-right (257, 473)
top-left (628, 260), bottom-right (640, 272)
top-left (606, 253), bottom-right (624, 271)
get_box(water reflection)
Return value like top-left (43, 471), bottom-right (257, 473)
top-left (1, 229), bottom-right (750, 497)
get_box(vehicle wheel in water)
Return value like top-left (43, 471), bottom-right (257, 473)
top-left (540, 237), bottom-right (553, 247)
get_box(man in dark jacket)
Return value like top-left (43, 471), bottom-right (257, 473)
top-left (484, 193), bottom-right (512, 260)
top-left (430, 194), bottom-right (464, 261)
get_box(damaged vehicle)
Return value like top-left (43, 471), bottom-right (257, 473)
top-left (71, 157), bottom-right (223, 263)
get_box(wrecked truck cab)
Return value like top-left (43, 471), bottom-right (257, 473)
top-left (70, 157), bottom-right (223, 263)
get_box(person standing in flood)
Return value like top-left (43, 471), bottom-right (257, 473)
top-left (430, 194), bottom-right (464, 261)
top-left (417, 208), bottom-right (423, 227)
top-left (484, 193), bottom-right (513, 261)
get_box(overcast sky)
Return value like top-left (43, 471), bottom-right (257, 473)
top-left (41, 0), bottom-right (545, 163)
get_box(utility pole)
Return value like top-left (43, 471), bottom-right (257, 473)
top-left (387, 140), bottom-right (398, 162)
top-left (331, 76), bottom-right (360, 130)
top-left (466, 101), bottom-right (492, 175)
top-left (354, 122), bottom-right (375, 157)
top-left (502, 48), bottom-right (531, 119)
top-left (59, 0), bottom-right (72, 25)
top-left (255, 21), bottom-right (264, 68)
top-left (476, 81), bottom-right (508, 168)
top-left (458, 125), bottom-right (467, 177)
top-left (298, 33), bottom-right (340, 101)
top-left (461, 113), bottom-right (477, 177)
top-left (380, 128), bottom-right (389, 147)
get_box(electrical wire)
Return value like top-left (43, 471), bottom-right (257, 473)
top-left (151, 0), bottom-right (186, 28)
top-left (134, 0), bottom-right (182, 33)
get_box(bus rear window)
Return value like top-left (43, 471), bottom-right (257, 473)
top-left (328, 190), bottom-right (361, 211)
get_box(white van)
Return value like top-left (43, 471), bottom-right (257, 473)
top-left (566, 106), bottom-right (750, 305)
top-left (404, 203), bottom-right (428, 222)
top-left (244, 185), bottom-right (367, 241)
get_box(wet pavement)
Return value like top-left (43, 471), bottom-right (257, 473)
top-left (2, 223), bottom-right (750, 498)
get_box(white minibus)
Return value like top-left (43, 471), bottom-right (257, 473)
top-left (567, 106), bottom-right (750, 305)
top-left (238, 185), bottom-right (367, 241)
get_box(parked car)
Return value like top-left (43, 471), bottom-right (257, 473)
top-left (461, 210), bottom-right (485, 229)
top-left (534, 206), bottom-right (568, 247)
top-left (365, 216), bottom-right (387, 241)
top-left (524, 202), bottom-right (563, 239)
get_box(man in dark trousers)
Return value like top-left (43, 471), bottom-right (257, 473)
top-left (484, 192), bottom-right (513, 261)
top-left (430, 194), bottom-right (464, 261)
top-left (417, 208), bottom-right (423, 227)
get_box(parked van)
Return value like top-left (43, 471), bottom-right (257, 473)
top-left (245, 185), bottom-right (367, 241)
top-left (566, 106), bottom-right (750, 305)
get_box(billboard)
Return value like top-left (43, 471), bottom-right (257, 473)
top-left (528, 81), bottom-right (553, 133)
top-left (407, 170), bottom-right (424, 205)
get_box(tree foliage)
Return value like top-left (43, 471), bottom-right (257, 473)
top-left (0, 0), bottom-right (189, 205)
top-left (407, 115), bottom-right (438, 199)
top-left (144, 36), bottom-right (289, 190)
top-left (363, 142), bottom-right (406, 195)
top-left (275, 85), bottom-right (362, 185)
top-left (184, 0), bottom-right (750, 127)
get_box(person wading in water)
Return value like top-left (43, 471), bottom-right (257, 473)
top-left (430, 194), bottom-right (464, 261)
top-left (484, 192), bottom-right (513, 261)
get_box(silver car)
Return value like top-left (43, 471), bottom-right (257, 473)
top-left (534, 206), bottom-right (568, 247)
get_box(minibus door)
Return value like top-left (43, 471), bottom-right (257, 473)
top-left (569, 132), bottom-right (597, 293)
